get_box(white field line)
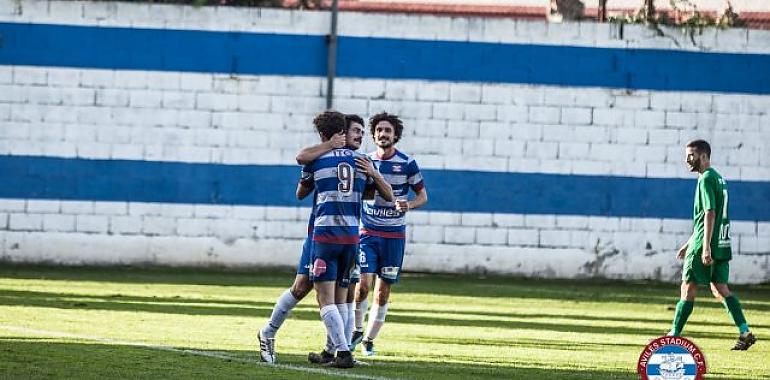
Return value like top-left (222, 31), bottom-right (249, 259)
top-left (0, 324), bottom-right (396, 380)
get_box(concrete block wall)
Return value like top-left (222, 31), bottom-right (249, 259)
top-left (1, 0), bottom-right (769, 282)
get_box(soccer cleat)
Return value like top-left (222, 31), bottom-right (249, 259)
top-left (257, 330), bottom-right (276, 363)
top-left (361, 339), bottom-right (376, 356)
top-left (322, 351), bottom-right (355, 368)
top-left (731, 332), bottom-right (757, 351)
top-left (307, 350), bottom-right (335, 364)
top-left (349, 330), bottom-right (364, 351)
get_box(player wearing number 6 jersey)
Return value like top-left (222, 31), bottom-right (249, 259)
top-left (352, 112), bottom-right (428, 357)
top-left (668, 139), bottom-right (756, 351)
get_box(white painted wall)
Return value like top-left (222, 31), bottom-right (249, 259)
top-left (1, 0), bottom-right (769, 282)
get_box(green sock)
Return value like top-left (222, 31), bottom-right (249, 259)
top-left (723, 295), bottom-right (749, 334)
top-left (671, 300), bottom-right (694, 336)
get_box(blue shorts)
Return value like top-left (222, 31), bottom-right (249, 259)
top-left (310, 242), bottom-right (357, 287)
top-left (296, 236), bottom-right (313, 275)
top-left (359, 234), bottom-right (405, 284)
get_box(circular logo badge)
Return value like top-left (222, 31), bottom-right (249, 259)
top-left (637, 336), bottom-right (707, 380)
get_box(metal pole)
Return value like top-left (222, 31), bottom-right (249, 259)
top-left (325, 0), bottom-right (339, 110)
top-left (598, 0), bottom-right (607, 22)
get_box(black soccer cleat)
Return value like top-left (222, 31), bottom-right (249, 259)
top-left (307, 349), bottom-right (335, 364)
top-left (322, 351), bottom-right (355, 368)
top-left (361, 339), bottom-right (376, 356)
top-left (349, 330), bottom-right (364, 351)
top-left (731, 332), bottom-right (757, 351)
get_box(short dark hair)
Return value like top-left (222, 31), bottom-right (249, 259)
top-left (345, 114), bottom-right (365, 129)
top-left (369, 112), bottom-right (404, 144)
top-left (313, 110), bottom-right (346, 140)
top-left (687, 139), bottom-right (711, 158)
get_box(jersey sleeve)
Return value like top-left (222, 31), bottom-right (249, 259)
top-left (407, 159), bottom-right (425, 192)
top-left (300, 164), bottom-right (314, 186)
top-left (698, 174), bottom-right (717, 211)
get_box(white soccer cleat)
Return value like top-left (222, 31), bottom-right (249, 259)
top-left (258, 330), bottom-right (276, 363)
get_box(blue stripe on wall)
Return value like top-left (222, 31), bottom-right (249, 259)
top-left (2, 23), bottom-right (770, 94)
top-left (2, 155), bottom-right (769, 221)
top-left (0, 23), bottom-right (328, 76)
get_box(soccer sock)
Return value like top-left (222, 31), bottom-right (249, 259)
top-left (325, 334), bottom-right (334, 353)
top-left (345, 302), bottom-right (356, 344)
top-left (671, 300), bottom-right (694, 337)
top-left (261, 288), bottom-right (300, 338)
top-left (336, 304), bottom-right (349, 346)
top-left (365, 302), bottom-right (388, 341)
top-left (320, 304), bottom-right (349, 352)
top-left (355, 299), bottom-right (368, 332)
top-left (723, 295), bottom-right (750, 334)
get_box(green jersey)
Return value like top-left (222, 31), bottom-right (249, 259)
top-left (687, 167), bottom-right (732, 260)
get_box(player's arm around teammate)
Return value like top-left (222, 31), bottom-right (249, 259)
top-left (296, 131), bottom-right (346, 165)
top-left (355, 156), bottom-right (394, 203)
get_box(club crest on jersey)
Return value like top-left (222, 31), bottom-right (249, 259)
top-left (637, 336), bottom-right (706, 380)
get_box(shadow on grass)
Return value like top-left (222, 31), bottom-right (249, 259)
top-left (0, 337), bottom-right (640, 380)
top-left (0, 289), bottom-right (742, 339)
top-left (1, 264), bottom-right (768, 308)
top-left (401, 307), bottom-right (770, 330)
top-left (404, 335), bottom-right (645, 351)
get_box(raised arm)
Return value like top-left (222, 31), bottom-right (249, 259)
top-left (295, 132), bottom-right (345, 165)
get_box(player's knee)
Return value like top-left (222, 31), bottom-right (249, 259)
top-left (710, 283), bottom-right (730, 299)
top-left (291, 276), bottom-right (313, 299)
top-left (376, 283), bottom-right (391, 305)
top-left (680, 282), bottom-right (696, 300)
top-left (357, 283), bottom-right (370, 298)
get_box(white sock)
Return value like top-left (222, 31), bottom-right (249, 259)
top-left (336, 304), bottom-right (349, 346)
top-left (320, 304), bottom-right (349, 352)
top-left (325, 334), bottom-right (334, 353)
top-left (261, 289), bottom-right (299, 338)
top-left (365, 303), bottom-right (388, 341)
top-left (355, 298), bottom-right (368, 331)
top-left (345, 302), bottom-right (355, 344)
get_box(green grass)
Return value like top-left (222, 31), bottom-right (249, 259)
top-left (0, 265), bottom-right (768, 379)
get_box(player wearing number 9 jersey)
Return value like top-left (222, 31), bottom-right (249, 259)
top-left (299, 111), bottom-right (394, 368)
top-left (667, 139), bottom-right (755, 351)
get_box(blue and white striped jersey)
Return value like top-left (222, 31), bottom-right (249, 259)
top-left (301, 148), bottom-right (372, 245)
top-left (361, 149), bottom-right (424, 238)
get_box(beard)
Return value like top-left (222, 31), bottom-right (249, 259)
top-left (377, 139), bottom-right (394, 149)
top-left (687, 159), bottom-right (701, 172)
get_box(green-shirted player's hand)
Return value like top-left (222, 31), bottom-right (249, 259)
top-left (701, 247), bottom-right (713, 266)
top-left (676, 245), bottom-right (687, 260)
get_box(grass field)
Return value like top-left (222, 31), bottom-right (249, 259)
top-left (0, 265), bottom-right (767, 379)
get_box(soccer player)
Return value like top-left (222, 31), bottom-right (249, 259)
top-left (302, 111), bottom-right (393, 368)
top-left (297, 114), bottom-right (371, 364)
top-left (668, 139), bottom-right (756, 351)
top-left (257, 115), bottom-right (366, 364)
top-left (256, 132), bottom-right (345, 364)
top-left (352, 112), bottom-right (428, 356)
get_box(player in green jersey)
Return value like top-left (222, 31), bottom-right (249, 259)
top-left (668, 139), bottom-right (756, 350)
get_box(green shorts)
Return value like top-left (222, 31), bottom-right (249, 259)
top-left (682, 254), bottom-right (729, 285)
